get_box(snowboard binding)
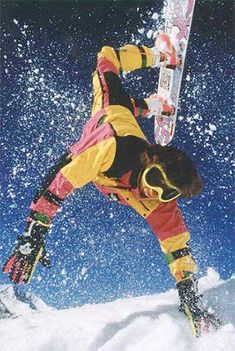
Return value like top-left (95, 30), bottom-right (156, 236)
top-left (146, 94), bottom-right (175, 119)
top-left (155, 33), bottom-right (181, 69)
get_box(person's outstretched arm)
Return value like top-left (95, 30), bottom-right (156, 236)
top-left (146, 200), bottom-right (197, 283)
top-left (145, 201), bottom-right (221, 335)
top-left (3, 136), bottom-right (116, 284)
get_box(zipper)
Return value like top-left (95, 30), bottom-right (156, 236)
top-left (139, 200), bottom-right (150, 211)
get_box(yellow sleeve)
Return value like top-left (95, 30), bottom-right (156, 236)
top-left (98, 45), bottom-right (154, 73)
top-left (159, 232), bottom-right (198, 282)
top-left (60, 138), bottom-right (116, 188)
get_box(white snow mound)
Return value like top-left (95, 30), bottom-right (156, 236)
top-left (0, 284), bottom-right (51, 318)
top-left (0, 268), bottom-right (234, 351)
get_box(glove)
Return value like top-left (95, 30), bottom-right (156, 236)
top-left (3, 221), bottom-right (51, 284)
top-left (177, 277), bottom-right (222, 337)
top-left (146, 94), bottom-right (175, 118)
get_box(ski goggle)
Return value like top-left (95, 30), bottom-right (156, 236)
top-left (141, 164), bottom-right (181, 202)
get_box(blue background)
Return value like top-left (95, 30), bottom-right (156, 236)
top-left (1, 0), bottom-right (234, 309)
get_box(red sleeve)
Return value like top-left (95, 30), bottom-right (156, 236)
top-left (146, 200), bottom-right (188, 241)
top-left (29, 171), bottom-right (74, 219)
top-left (28, 153), bottom-right (74, 224)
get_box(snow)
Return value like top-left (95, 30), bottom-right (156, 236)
top-left (198, 267), bottom-right (222, 292)
top-left (146, 29), bottom-right (154, 39)
top-left (0, 269), bottom-right (234, 351)
top-left (186, 74), bottom-right (191, 81)
top-left (2, 3), bottom-right (234, 348)
top-left (0, 285), bottom-right (51, 318)
top-left (137, 28), bottom-right (145, 34)
top-left (209, 123), bottom-right (217, 132)
top-left (152, 13), bottom-right (159, 20)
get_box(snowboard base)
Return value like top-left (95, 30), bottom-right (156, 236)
top-left (154, 0), bottom-right (196, 145)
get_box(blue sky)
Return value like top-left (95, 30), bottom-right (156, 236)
top-left (1, 0), bottom-right (234, 309)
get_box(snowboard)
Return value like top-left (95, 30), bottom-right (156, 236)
top-left (154, 0), bottom-right (196, 145)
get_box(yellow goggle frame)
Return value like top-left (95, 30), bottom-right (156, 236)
top-left (141, 164), bottom-right (181, 202)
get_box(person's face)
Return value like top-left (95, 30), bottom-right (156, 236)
top-left (139, 176), bottom-right (160, 199)
top-left (138, 164), bottom-right (181, 202)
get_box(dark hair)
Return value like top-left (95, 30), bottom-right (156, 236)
top-left (146, 144), bottom-right (202, 198)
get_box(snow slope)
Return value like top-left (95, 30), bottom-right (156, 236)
top-left (0, 268), bottom-right (234, 351)
top-left (0, 284), bottom-right (51, 319)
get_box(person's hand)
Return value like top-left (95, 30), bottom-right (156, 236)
top-left (3, 221), bottom-right (51, 284)
top-left (177, 277), bottom-right (222, 337)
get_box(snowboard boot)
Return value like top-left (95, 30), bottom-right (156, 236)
top-left (152, 33), bottom-right (180, 69)
top-left (146, 94), bottom-right (175, 117)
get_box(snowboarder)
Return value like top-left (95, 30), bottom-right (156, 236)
top-left (3, 35), bottom-right (221, 336)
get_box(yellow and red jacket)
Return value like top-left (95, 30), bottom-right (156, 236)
top-left (29, 45), bottom-right (197, 283)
